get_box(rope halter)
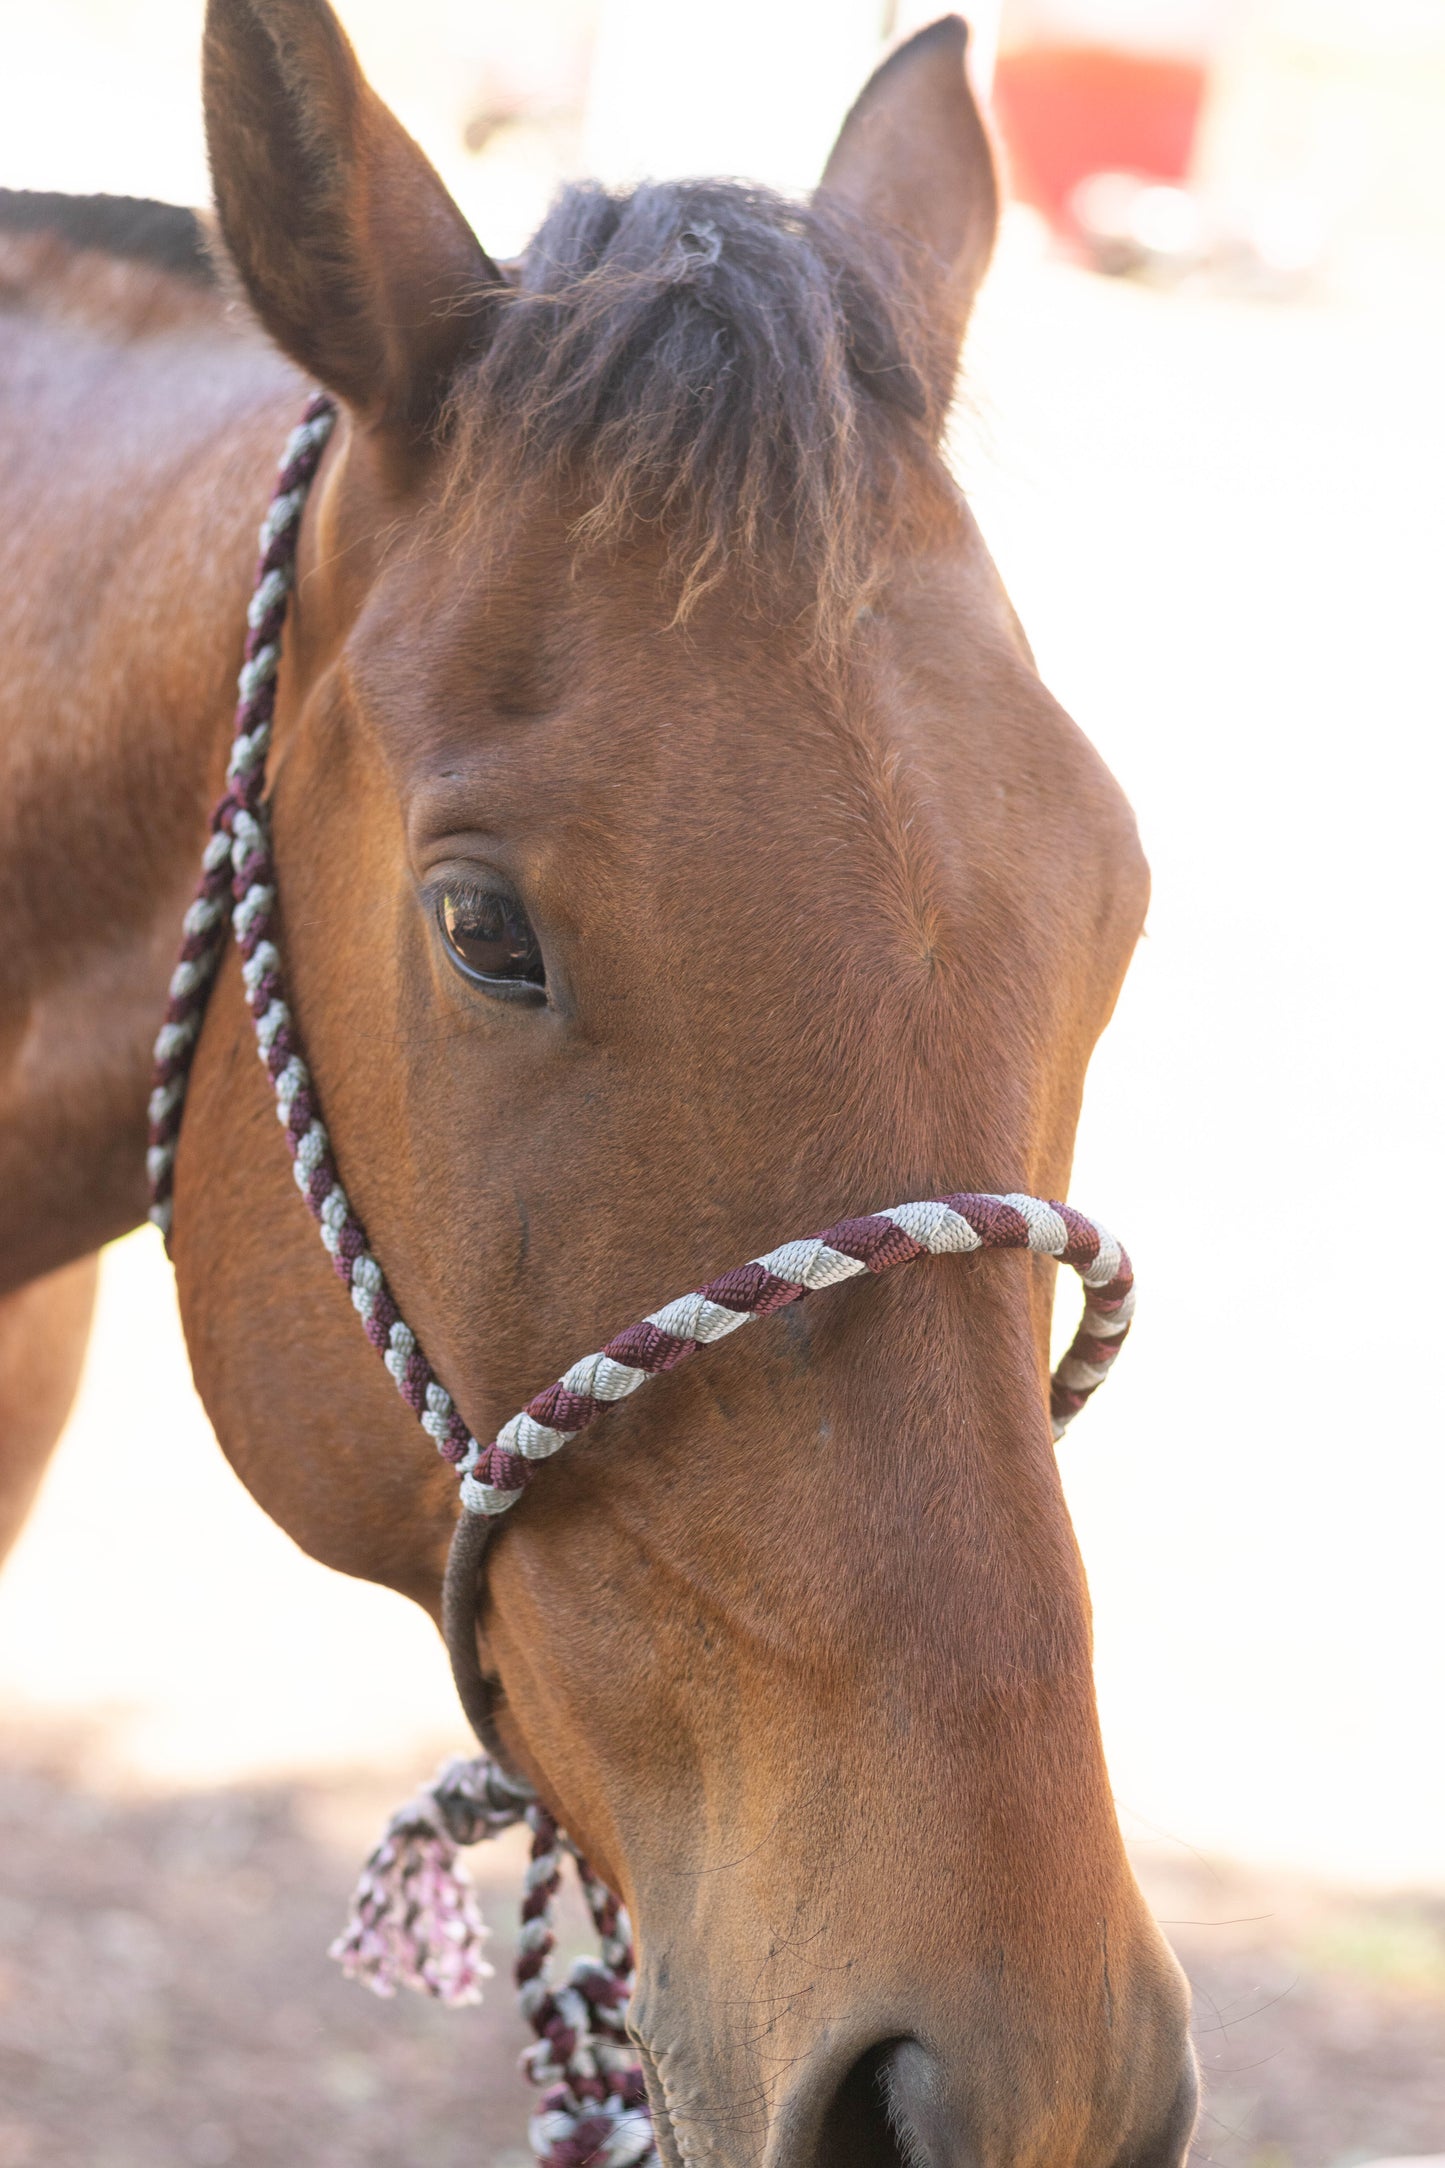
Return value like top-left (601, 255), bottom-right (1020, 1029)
top-left (148, 393), bottom-right (1137, 2168)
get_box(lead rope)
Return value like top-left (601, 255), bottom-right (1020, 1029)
top-left (149, 394), bottom-right (1137, 2168)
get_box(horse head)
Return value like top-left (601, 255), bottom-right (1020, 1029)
top-left (173, 3), bottom-right (1196, 2158)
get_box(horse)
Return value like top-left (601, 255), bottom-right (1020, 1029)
top-left (0, 4), bottom-right (1198, 2160)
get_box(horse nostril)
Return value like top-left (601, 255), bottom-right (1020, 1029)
top-left (815, 2039), bottom-right (944, 2168)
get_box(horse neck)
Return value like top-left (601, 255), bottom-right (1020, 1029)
top-left (0, 290), bottom-right (302, 1290)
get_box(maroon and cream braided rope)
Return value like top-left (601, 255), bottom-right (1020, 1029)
top-left (517, 1806), bottom-right (652, 2166)
top-left (149, 394), bottom-right (1137, 2167)
top-left (463, 1192), bottom-right (1133, 1515)
top-left (147, 394), bottom-right (338, 1231)
top-left (147, 396), bottom-right (492, 1483)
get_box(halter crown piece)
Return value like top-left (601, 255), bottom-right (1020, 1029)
top-left (149, 395), bottom-right (1137, 2167)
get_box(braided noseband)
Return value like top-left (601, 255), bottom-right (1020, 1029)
top-left (149, 395), bottom-right (1136, 2167)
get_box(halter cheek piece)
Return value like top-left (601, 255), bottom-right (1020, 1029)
top-left (149, 395), bottom-right (1136, 2168)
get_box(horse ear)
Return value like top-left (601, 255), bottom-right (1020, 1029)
top-left (203, 0), bottom-right (502, 432)
top-left (817, 16), bottom-right (998, 423)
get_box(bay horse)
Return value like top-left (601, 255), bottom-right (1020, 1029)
top-left (0, 4), bottom-right (1197, 2160)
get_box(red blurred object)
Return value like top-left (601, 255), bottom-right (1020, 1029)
top-left (992, 44), bottom-right (1209, 234)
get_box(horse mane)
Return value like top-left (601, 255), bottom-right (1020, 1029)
top-left (445, 180), bottom-right (949, 643)
top-left (0, 181), bottom-right (951, 645)
top-left (0, 191), bottom-right (216, 286)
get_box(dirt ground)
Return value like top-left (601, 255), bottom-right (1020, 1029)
top-left (0, 1730), bottom-right (1440, 2168)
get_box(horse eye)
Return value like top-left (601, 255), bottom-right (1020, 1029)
top-left (437, 886), bottom-right (545, 994)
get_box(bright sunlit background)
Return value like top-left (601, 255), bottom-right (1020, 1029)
top-left (1, 4), bottom-right (1442, 2163)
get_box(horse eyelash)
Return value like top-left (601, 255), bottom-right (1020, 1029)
top-left (425, 872), bottom-right (519, 915)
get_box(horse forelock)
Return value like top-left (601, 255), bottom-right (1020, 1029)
top-left (440, 180), bottom-right (951, 650)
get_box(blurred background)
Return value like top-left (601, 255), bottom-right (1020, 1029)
top-left (1, 2), bottom-right (1442, 2163)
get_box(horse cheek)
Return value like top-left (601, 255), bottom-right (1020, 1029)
top-left (172, 945), bottom-right (454, 1613)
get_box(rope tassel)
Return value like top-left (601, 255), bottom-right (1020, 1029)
top-left (329, 1755), bottom-right (531, 2006)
